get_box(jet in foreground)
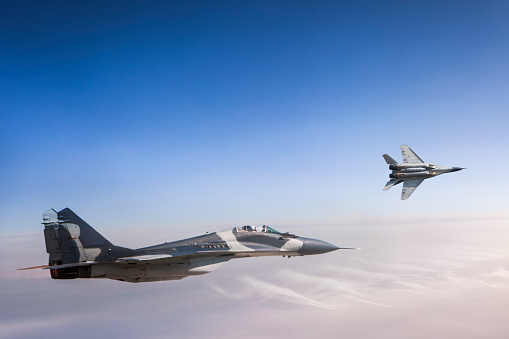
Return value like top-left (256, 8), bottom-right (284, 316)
top-left (383, 145), bottom-right (464, 200)
top-left (20, 208), bottom-right (354, 283)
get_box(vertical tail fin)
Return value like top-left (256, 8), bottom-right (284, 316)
top-left (42, 208), bottom-right (135, 280)
top-left (43, 209), bottom-right (81, 266)
top-left (56, 208), bottom-right (112, 248)
top-left (43, 208), bottom-right (114, 267)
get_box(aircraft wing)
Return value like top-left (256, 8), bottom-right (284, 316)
top-left (20, 249), bottom-right (234, 271)
top-left (401, 179), bottom-right (424, 200)
top-left (400, 145), bottom-right (424, 164)
top-left (115, 250), bottom-right (234, 265)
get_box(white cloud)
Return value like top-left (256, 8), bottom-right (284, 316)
top-left (213, 275), bottom-right (338, 309)
top-left (2, 216), bottom-right (509, 338)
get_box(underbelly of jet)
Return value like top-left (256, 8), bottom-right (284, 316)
top-left (50, 256), bottom-right (231, 282)
top-left (390, 171), bottom-right (434, 179)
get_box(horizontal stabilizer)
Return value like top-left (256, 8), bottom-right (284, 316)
top-left (18, 261), bottom-right (97, 271)
top-left (383, 154), bottom-right (397, 164)
top-left (17, 265), bottom-right (53, 270)
top-left (384, 179), bottom-right (402, 191)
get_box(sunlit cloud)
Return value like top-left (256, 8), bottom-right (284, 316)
top-left (3, 218), bottom-right (509, 338)
top-left (212, 240), bottom-right (509, 313)
top-left (213, 275), bottom-right (338, 309)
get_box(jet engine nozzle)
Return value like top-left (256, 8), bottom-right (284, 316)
top-left (389, 164), bottom-right (399, 170)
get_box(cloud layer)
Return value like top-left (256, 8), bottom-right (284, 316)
top-left (2, 217), bottom-right (509, 339)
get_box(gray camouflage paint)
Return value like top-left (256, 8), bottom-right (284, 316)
top-left (31, 208), bottom-right (343, 283)
top-left (383, 145), bottom-right (464, 200)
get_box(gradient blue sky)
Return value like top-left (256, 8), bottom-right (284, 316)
top-left (1, 1), bottom-right (509, 338)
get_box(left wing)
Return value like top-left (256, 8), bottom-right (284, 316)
top-left (401, 179), bottom-right (424, 200)
top-left (19, 249), bottom-right (233, 271)
top-left (400, 145), bottom-right (424, 164)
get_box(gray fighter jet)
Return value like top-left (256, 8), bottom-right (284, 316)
top-left (383, 145), bottom-right (464, 200)
top-left (20, 208), bottom-right (354, 283)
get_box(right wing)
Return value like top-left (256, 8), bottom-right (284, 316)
top-left (401, 179), bottom-right (424, 200)
top-left (400, 145), bottom-right (424, 164)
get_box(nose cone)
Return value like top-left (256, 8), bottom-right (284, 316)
top-left (452, 167), bottom-right (465, 172)
top-left (298, 238), bottom-right (339, 255)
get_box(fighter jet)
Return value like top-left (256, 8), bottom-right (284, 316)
top-left (20, 208), bottom-right (354, 283)
top-left (383, 145), bottom-right (464, 200)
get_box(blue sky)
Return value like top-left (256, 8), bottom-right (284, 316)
top-left (1, 1), bottom-right (509, 338)
top-left (2, 1), bottom-right (508, 229)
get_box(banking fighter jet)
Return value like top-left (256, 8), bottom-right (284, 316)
top-left (19, 208), bottom-right (355, 283)
top-left (383, 145), bottom-right (464, 200)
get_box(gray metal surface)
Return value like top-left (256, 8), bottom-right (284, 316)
top-left (20, 209), bottom-right (355, 283)
top-left (383, 145), bottom-right (464, 200)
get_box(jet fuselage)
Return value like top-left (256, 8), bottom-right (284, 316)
top-left (383, 145), bottom-right (464, 199)
top-left (22, 209), bottom-right (348, 283)
top-left (389, 165), bottom-right (461, 180)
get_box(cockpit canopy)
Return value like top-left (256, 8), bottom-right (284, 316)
top-left (235, 225), bottom-right (281, 234)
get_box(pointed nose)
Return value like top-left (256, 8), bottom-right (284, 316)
top-left (298, 238), bottom-right (339, 255)
top-left (452, 167), bottom-right (465, 172)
